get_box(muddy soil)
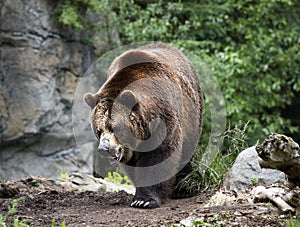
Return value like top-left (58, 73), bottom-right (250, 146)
top-left (0, 177), bottom-right (296, 226)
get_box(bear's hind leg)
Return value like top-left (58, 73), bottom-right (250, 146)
top-left (171, 162), bottom-right (196, 199)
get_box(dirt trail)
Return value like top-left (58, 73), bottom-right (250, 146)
top-left (0, 177), bottom-right (295, 226)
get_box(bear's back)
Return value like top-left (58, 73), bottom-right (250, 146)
top-left (108, 44), bottom-right (201, 103)
top-left (109, 44), bottom-right (194, 79)
top-left (137, 44), bottom-right (195, 78)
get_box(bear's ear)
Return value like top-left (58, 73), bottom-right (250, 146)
top-left (118, 90), bottom-right (138, 108)
top-left (83, 92), bottom-right (98, 108)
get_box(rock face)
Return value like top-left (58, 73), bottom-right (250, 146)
top-left (223, 146), bottom-right (287, 192)
top-left (0, 0), bottom-right (97, 180)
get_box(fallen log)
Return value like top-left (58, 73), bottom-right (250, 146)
top-left (255, 133), bottom-right (300, 187)
top-left (251, 186), bottom-right (297, 213)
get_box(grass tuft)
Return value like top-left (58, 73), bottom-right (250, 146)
top-left (178, 122), bottom-right (249, 193)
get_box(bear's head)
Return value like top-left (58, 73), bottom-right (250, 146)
top-left (84, 89), bottom-right (170, 165)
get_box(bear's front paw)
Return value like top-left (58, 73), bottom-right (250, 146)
top-left (130, 197), bottom-right (160, 209)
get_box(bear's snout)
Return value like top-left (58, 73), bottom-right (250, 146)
top-left (98, 133), bottom-right (123, 162)
top-left (98, 143), bottom-right (109, 153)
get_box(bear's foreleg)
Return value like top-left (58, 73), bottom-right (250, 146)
top-left (127, 149), bottom-right (178, 209)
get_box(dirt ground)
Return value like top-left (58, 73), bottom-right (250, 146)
top-left (0, 176), bottom-right (298, 227)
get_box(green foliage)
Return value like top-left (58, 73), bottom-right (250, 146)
top-left (0, 198), bottom-right (25, 227)
top-left (57, 170), bottom-right (70, 180)
top-left (192, 218), bottom-right (212, 227)
top-left (105, 171), bottom-right (132, 186)
top-left (286, 215), bottom-right (300, 227)
top-left (0, 214), bottom-right (7, 227)
top-left (0, 198), bottom-right (66, 227)
top-left (12, 218), bottom-right (29, 227)
top-left (55, 0), bottom-right (103, 30)
top-left (6, 198), bottom-right (23, 218)
top-left (51, 218), bottom-right (66, 227)
top-left (179, 122), bottom-right (249, 192)
top-left (251, 177), bottom-right (264, 186)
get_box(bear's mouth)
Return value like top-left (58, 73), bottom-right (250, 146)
top-left (114, 146), bottom-right (122, 162)
top-left (108, 146), bottom-right (123, 165)
top-left (98, 145), bottom-right (123, 164)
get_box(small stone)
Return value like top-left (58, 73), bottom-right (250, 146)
top-left (233, 211), bottom-right (242, 216)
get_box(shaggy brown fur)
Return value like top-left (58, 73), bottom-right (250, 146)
top-left (84, 44), bottom-right (203, 208)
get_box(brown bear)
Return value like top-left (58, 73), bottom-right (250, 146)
top-left (84, 43), bottom-right (203, 208)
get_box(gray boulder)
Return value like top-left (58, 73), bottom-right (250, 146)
top-left (223, 146), bottom-right (287, 192)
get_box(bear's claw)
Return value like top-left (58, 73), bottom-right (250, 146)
top-left (130, 199), bottom-right (158, 209)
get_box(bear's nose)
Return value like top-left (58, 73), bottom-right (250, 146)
top-left (98, 133), bottom-right (111, 155)
top-left (98, 144), bottom-right (109, 153)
